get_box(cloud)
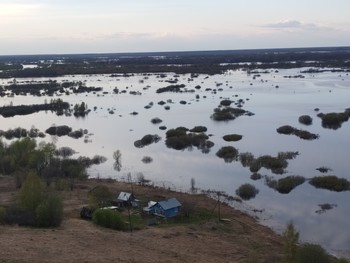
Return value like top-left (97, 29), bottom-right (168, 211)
top-left (262, 20), bottom-right (332, 31)
top-left (0, 3), bottom-right (42, 16)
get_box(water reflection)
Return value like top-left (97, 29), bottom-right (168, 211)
top-left (0, 69), bottom-right (350, 256)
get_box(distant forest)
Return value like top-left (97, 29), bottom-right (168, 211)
top-left (0, 46), bottom-right (350, 77)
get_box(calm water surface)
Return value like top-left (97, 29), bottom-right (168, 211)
top-left (1, 68), bottom-right (349, 257)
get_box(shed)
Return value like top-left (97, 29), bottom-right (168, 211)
top-left (149, 198), bottom-right (181, 218)
top-left (114, 192), bottom-right (139, 207)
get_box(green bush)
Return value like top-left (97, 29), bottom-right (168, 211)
top-left (236, 183), bottom-right (259, 200)
top-left (92, 209), bottom-right (125, 231)
top-left (36, 194), bottom-right (63, 227)
top-left (309, 176), bottom-right (350, 192)
top-left (296, 243), bottom-right (330, 263)
top-left (283, 223), bottom-right (299, 263)
top-left (18, 172), bottom-right (43, 211)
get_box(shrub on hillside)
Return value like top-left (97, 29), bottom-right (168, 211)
top-left (92, 209), bottom-right (125, 230)
top-left (36, 194), bottom-right (63, 227)
top-left (296, 243), bottom-right (330, 263)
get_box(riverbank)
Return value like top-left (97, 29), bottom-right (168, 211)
top-left (0, 176), bottom-right (286, 262)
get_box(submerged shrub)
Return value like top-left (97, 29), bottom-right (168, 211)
top-left (165, 127), bottom-right (213, 153)
top-left (239, 152), bottom-right (255, 167)
top-left (277, 125), bottom-right (319, 140)
top-left (141, 156), bottom-right (153, 164)
top-left (211, 107), bottom-right (253, 121)
top-left (277, 125), bottom-right (295, 135)
top-left (309, 176), bottom-right (350, 192)
top-left (220, 99), bottom-right (232, 106)
top-left (216, 146), bottom-right (239, 163)
top-left (250, 173), bottom-right (262, 181)
top-left (236, 183), bottom-right (259, 200)
top-left (134, 134), bottom-right (161, 148)
top-left (318, 111), bottom-right (349, 130)
top-left (266, 176), bottom-right (305, 194)
top-left (190, 126), bottom-right (207, 133)
top-left (151, 117), bottom-right (162, 124)
top-left (223, 134), bottom-right (243, 142)
top-left (298, 115), bottom-right (313, 125)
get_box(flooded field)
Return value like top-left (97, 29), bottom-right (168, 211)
top-left (1, 67), bottom-right (349, 256)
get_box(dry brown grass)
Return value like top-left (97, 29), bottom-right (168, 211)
top-left (0, 176), bottom-right (284, 263)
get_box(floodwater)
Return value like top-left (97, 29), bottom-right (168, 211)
top-left (0, 68), bottom-right (349, 257)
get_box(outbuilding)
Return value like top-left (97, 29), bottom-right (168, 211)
top-left (146, 198), bottom-right (181, 218)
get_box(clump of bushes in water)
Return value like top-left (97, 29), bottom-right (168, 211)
top-left (73, 102), bottom-right (90, 117)
top-left (46, 125), bottom-right (72, 136)
top-left (223, 134), bottom-right (243, 142)
top-left (0, 99), bottom-right (70, 118)
top-left (316, 166), bottom-right (332, 173)
top-left (317, 109), bottom-right (350, 130)
top-left (298, 115), bottom-right (313, 125)
top-left (216, 146), bottom-right (239, 163)
top-left (277, 125), bottom-right (319, 140)
top-left (220, 99), bottom-right (232, 106)
top-left (45, 125), bottom-right (87, 139)
top-left (165, 127), bottom-right (214, 153)
top-left (265, 175), bottom-right (306, 194)
top-left (309, 175), bottom-right (350, 192)
top-left (190, 126), bottom-right (207, 133)
top-left (134, 134), bottom-right (161, 148)
top-left (92, 209), bottom-right (125, 230)
top-left (211, 106), bottom-right (254, 121)
top-left (250, 173), bottom-right (262, 180)
top-left (141, 156), bottom-right (153, 164)
top-left (151, 117), bottom-right (162, 124)
top-left (0, 127), bottom-right (46, 140)
top-left (238, 151), bottom-right (299, 174)
top-left (236, 183), bottom-right (259, 200)
top-left (156, 84), bottom-right (185, 93)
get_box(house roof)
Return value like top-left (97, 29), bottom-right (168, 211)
top-left (117, 192), bottom-right (132, 202)
top-left (157, 198), bottom-right (181, 210)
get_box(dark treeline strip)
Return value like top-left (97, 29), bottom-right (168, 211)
top-left (0, 99), bottom-right (69, 117)
top-left (1, 47), bottom-right (350, 78)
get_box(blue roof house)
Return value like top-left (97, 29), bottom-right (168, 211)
top-left (150, 198), bottom-right (181, 218)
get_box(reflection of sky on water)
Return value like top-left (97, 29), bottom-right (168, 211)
top-left (1, 69), bottom-right (350, 257)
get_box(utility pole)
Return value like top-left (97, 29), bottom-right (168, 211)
top-left (217, 191), bottom-right (221, 221)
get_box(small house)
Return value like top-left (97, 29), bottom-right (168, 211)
top-left (146, 198), bottom-right (181, 218)
top-left (114, 192), bottom-right (139, 207)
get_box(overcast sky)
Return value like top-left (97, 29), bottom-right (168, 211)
top-left (1, 0), bottom-right (350, 55)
